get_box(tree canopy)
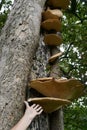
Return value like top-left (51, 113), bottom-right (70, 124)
top-left (60, 0), bottom-right (87, 86)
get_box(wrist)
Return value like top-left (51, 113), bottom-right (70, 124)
top-left (24, 113), bottom-right (34, 122)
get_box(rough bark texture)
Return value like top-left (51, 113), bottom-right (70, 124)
top-left (27, 35), bottom-right (50, 130)
top-left (49, 108), bottom-right (64, 130)
top-left (0, 0), bottom-right (46, 130)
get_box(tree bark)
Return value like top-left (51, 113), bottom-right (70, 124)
top-left (27, 35), bottom-right (50, 130)
top-left (49, 108), bottom-right (64, 130)
top-left (0, 0), bottom-right (46, 130)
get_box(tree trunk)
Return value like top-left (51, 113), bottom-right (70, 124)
top-left (0, 0), bottom-right (64, 130)
top-left (0, 0), bottom-right (46, 130)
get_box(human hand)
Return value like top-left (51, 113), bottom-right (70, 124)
top-left (11, 101), bottom-right (43, 130)
top-left (24, 101), bottom-right (43, 120)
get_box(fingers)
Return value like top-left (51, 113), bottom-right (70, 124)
top-left (37, 109), bottom-right (43, 115)
top-left (24, 101), bottom-right (43, 114)
top-left (35, 106), bottom-right (42, 112)
top-left (31, 104), bottom-right (37, 108)
top-left (33, 104), bottom-right (40, 110)
top-left (36, 106), bottom-right (43, 115)
top-left (31, 104), bottom-right (40, 110)
top-left (31, 104), bottom-right (43, 114)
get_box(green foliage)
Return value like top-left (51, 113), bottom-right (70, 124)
top-left (59, 1), bottom-right (87, 85)
top-left (0, 0), bottom-right (12, 31)
top-left (60, 1), bottom-right (87, 129)
top-left (64, 96), bottom-right (87, 130)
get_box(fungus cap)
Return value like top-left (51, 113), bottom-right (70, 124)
top-left (44, 34), bottom-right (62, 46)
top-left (28, 97), bottom-right (71, 113)
top-left (41, 19), bottom-right (61, 31)
top-left (47, 0), bottom-right (70, 9)
top-left (49, 52), bottom-right (63, 63)
top-left (42, 9), bottom-right (63, 20)
top-left (30, 77), bottom-right (84, 100)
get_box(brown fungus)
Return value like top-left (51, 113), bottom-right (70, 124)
top-left (47, 0), bottom-right (70, 9)
top-left (41, 19), bottom-right (61, 31)
top-left (43, 34), bottom-right (62, 46)
top-left (28, 97), bottom-right (71, 113)
top-left (30, 77), bottom-right (84, 100)
top-left (42, 9), bottom-right (63, 20)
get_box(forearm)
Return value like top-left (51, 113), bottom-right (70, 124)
top-left (11, 114), bottom-right (33, 130)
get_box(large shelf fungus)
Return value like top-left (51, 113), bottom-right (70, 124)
top-left (41, 19), bottom-right (61, 32)
top-left (44, 34), bottom-right (62, 46)
top-left (42, 9), bottom-right (63, 20)
top-left (47, 0), bottom-right (70, 9)
top-left (28, 97), bottom-right (71, 113)
top-left (30, 77), bottom-right (84, 100)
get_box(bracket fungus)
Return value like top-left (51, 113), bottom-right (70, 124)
top-left (42, 9), bottom-right (63, 20)
top-left (41, 19), bottom-right (61, 31)
top-left (44, 34), bottom-right (62, 46)
top-left (49, 52), bottom-right (63, 63)
top-left (30, 77), bottom-right (84, 100)
top-left (28, 97), bottom-right (71, 113)
top-left (47, 0), bottom-right (70, 9)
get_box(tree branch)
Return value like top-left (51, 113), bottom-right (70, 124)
top-left (59, 42), bottom-right (73, 60)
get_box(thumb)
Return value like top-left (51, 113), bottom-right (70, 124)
top-left (24, 101), bottom-right (29, 108)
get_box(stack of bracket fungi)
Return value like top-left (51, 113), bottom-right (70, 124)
top-left (42, 8), bottom-right (62, 46)
top-left (28, 0), bottom-right (84, 114)
top-left (29, 78), bottom-right (84, 113)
